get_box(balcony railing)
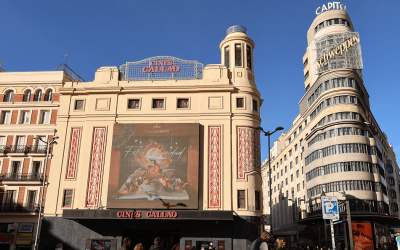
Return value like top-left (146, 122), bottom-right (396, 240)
top-left (0, 203), bottom-right (40, 213)
top-left (2, 173), bottom-right (43, 182)
top-left (29, 145), bottom-right (47, 154)
top-left (0, 145), bottom-right (6, 153)
top-left (8, 145), bottom-right (28, 154)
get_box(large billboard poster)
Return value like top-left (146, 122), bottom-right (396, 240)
top-left (107, 123), bottom-right (199, 209)
top-left (352, 223), bottom-right (374, 250)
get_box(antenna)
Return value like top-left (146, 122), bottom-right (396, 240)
top-left (65, 54), bottom-right (69, 64)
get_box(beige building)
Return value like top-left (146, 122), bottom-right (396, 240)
top-left (38, 25), bottom-right (263, 250)
top-left (262, 8), bottom-right (400, 249)
top-left (0, 67), bottom-right (70, 250)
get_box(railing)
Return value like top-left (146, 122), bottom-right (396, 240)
top-left (8, 145), bottom-right (28, 154)
top-left (226, 25), bottom-right (247, 36)
top-left (0, 203), bottom-right (40, 213)
top-left (0, 145), bottom-right (6, 153)
top-left (2, 173), bottom-right (43, 182)
top-left (54, 63), bottom-right (85, 82)
top-left (29, 145), bottom-right (47, 154)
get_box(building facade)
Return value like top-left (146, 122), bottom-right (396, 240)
top-left (0, 69), bottom-right (67, 250)
top-left (40, 26), bottom-right (263, 250)
top-left (262, 6), bottom-right (400, 250)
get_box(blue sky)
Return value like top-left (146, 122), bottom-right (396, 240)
top-left (1, 0), bottom-right (399, 161)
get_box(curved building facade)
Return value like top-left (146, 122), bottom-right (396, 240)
top-left (262, 7), bottom-right (400, 249)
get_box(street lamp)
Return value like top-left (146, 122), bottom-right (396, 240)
top-left (257, 126), bottom-right (284, 234)
top-left (339, 191), bottom-right (353, 250)
top-left (33, 135), bottom-right (58, 250)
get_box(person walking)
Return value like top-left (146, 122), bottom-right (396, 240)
top-left (150, 237), bottom-right (165, 250)
top-left (134, 243), bottom-right (144, 250)
top-left (171, 243), bottom-right (180, 250)
top-left (55, 243), bottom-right (63, 250)
top-left (251, 231), bottom-right (273, 250)
top-left (119, 237), bottom-right (131, 250)
top-left (274, 237), bottom-right (286, 250)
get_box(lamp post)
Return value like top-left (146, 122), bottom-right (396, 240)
top-left (339, 191), bottom-right (353, 250)
top-left (257, 126), bottom-right (284, 235)
top-left (33, 135), bottom-right (58, 250)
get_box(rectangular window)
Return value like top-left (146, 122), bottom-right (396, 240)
top-left (32, 162), bottom-right (41, 175)
top-left (255, 191), bottom-right (260, 210)
top-left (27, 191), bottom-right (36, 208)
top-left (252, 100), bottom-right (258, 111)
top-left (1, 111), bottom-right (11, 124)
top-left (40, 111), bottom-right (50, 124)
top-left (63, 190), bottom-right (73, 207)
top-left (235, 44), bottom-right (242, 66)
top-left (285, 166), bottom-right (287, 173)
top-left (291, 175), bottom-right (293, 182)
top-left (128, 99), bottom-right (140, 109)
top-left (224, 46), bottom-right (230, 68)
top-left (152, 99), bottom-right (164, 109)
top-left (236, 98), bottom-right (244, 108)
top-left (285, 178), bottom-right (288, 185)
top-left (290, 162), bottom-right (293, 169)
top-left (20, 111), bottom-right (30, 124)
top-left (246, 45), bottom-right (252, 69)
top-left (289, 150), bottom-right (292, 156)
top-left (296, 170), bottom-right (299, 178)
top-left (238, 190), bottom-right (246, 208)
top-left (295, 157), bottom-right (298, 165)
top-left (297, 184), bottom-right (300, 192)
top-left (284, 155), bottom-right (287, 161)
top-left (295, 144), bottom-right (298, 151)
top-left (177, 99), bottom-right (189, 108)
top-left (75, 100), bottom-right (84, 110)
top-left (5, 190), bottom-right (15, 205)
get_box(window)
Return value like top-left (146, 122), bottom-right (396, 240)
top-left (277, 173), bottom-right (279, 179)
top-left (34, 90), bottom-right (42, 101)
top-left (63, 190), bottom-right (73, 207)
top-left (306, 84), bottom-right (310, 91)
top-left (304, 59), bottom-right (308, 68)
top-left (238, 190), bottom-right (245, 208)
top-left (280, 159), bottom-right (282, 165)
top-left (153, 99), bottom-right (164, 109)
top-left (288, 137), bottom-right (291, 144)
top-left (295, 157), bottom-right (298, 165)
top-left (290, 162), bottom-right (293, 169)
top-left (255, 191), bottom-right (260, 210)
top-left (235, 44), bottom-right (242, 66)
top-left (32, 162), bottom-right (41, 176)
top-left (5, 190), bottom-right (15, 205)
top-left (224, 46), bottom-right (230, 68)
top-left (289, 150), bottom-right (292, 156)
top-left (128, 99), bottom-right (140, 109)
top-left (281, 169), bottom-right (283, 176)
top-left (236, 98), bottom-right (244, 108)
top-left (11, 161), bottom-right (20, 177)
top-left (295, 144), bottom-right (298, 151)
top-left (305, 119), bottom-right (307, 126)
top-left (285, 166), bottom-right (287, 173)
top-left (391, 190), bottom-right (397, 199)
top-left (252, 100), bottom-right (258, 111)
top-left (284, 155), bottom-right (287, 161)
top-left (5, 91), bottom-right (14, 102)
top-left (246, 45), bottom-right (252, 69)
top-left (296, 170), bottom-right (299, 178)
top-left (177, 99), bottom-right (189, 108)
top-left (20, 111), bottom-right (30, 124)
top-left (1, 111), bottom-right (11, 124)
top-left (27, 191), bottom-right (37, 208)
top-left (75, 100), bottom-right (84, 110)
top-left (40, 111), bottom-right (50, 124)
top-left (390, 177), bottom-right (395, 186)
top-left (291, 175), bottom-right (293, 182)
top-left (299, 126), bottom-right (302, 132)
top-left (24, 90), bottom-right (31, 102)
top-left (286, 190), bottom-right (288, 198)
top-left (304, 71), bottom-right (309, 80)
top-left (297, 183), bottom-right (300, 192)
top-left (45, 90), bottom-right (53, 101)
top-left (285, 178), bottom-right (288, 185)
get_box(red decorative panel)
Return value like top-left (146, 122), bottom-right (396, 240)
top-left (208, 126), bottom-right (221, 208)
top-left (86, 127), bottom-right (106, 207)
top-left (237, 126), bottom-right (261, 179)
top-left (66, 128), bottom-right (81, 179)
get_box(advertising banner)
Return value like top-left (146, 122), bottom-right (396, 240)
top-left (16, 233), bottom-right (32, 245)
top-left (107, 123), bottom-right (199, 209)
top-left (18, 223), bottom-right (33, 233)
top-left (0, 234), bottom-right (13, 244)
top-left (352, 223), bottom-right (374, 250)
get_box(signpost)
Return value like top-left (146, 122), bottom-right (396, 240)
top-left (322, 196), bottom-right (339, 250)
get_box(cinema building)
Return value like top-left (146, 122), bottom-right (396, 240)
top-left (39, 26), bottom-right (263, 250)
top-left (262, 6), bottom-right (400, 250)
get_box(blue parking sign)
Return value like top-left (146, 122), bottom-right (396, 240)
top-left (322, 196), bottom-right (339, 220)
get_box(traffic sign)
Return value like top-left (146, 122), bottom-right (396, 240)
top-left (322, 196), bottom-right (339, 220)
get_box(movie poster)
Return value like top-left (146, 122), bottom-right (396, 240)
top-left (107, 123), bottom-right (199, 209)
top-left (352, 223), bottom-right (374, 250)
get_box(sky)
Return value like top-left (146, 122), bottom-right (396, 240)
top-left (1, 0), bottom-right (399, 162)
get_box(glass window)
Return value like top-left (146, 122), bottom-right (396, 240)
top-left (152, 99), bottom-right (164, 109)
top-left (40, 111), bottom-right (50, 124)
top-left (177, 99), bottom-right (189, 108)
top-left (128, 99), bottom-right (140, 109)
top-left (45, 90), bottom-right (53, 101)
top-left (238, 190), bottom-right (246, 208)
top-left (1, 111), bottom-right (11, 124)
top-left (247, 45), bottom-right (252, 70)
top-left (75, 100), bottom-right (84, 110)
top-left (252, 100), bottom-right (257, 111)
top-left (224, 46), bottom-right (230, 68)
top-left (236, 98), bottom-right (244, 108)
top-left (63, 190), bottom-right (73, 207)
top-left (20, 111), bottom-right (30, 124)
top-left (255, 191), bottom-right (260, 210)
top-left (235, 44), bottom-right (242, 66)
top-left (291, 174), bottom-right (293, 182)
top-left (34, 90), bottom-right (42, 101)
top-left (5, 91), bottom-right (13, 102)
top-left (24, 90), bottom-right (31, 102)
top-left (289, 150), bottom-right (292, 156)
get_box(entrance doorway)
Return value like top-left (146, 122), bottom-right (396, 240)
top-left (124, 230), bottom-right (179, 250)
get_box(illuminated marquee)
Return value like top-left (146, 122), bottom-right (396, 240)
top-left (120, 56), bottom-right (203, 81)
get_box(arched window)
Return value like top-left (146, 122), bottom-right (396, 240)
top-left (45, 90), bottom-right (53, 101)
top-left (5, 91), bottom-right (14, 102)
top-left (24, 90), bottom-right (31, 102)
top-left (34, 90), bottom-right (42, 101)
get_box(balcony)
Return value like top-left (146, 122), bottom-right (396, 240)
top-left (2, 173), bottom-right (44, 182)
top-left (8, 145), bottom-right (28, 154)
top-left (29, 145), bottom-right (47, 154)
top-left (0, 203), bottom-right (40, 213)
top-left (0, 145), bottom-right (6, 154)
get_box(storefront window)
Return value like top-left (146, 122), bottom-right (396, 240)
top-left (91, 240), bottom-right (111, 250)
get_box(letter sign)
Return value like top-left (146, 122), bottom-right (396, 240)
top-left (316, 2), bottom-right (346, 15)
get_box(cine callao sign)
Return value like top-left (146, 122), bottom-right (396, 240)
top-left (142, 61), bottom-right (180, 73)
top-left (117, 211), bottom-right (178, 218)
top-left (316, 35), bottom-right (360, 70)
top-left (316, 2), bottom-right (347, 15)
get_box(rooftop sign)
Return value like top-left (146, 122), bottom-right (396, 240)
top-left (120, 56), bottom-right (203, 81)
top-left (316, 2), bottom-right (347, 15)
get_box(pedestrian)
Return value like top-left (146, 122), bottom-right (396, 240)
top-left (134, 243), bottom-right (144, 250)
top-left (119, 237), bottom-right (131, 250)
top-left (150, 237), bottom-right (165, 250)
top-left (274, 237), bottom-right (286, 250)
top-left (171, 243), bottom-right (180, 250)
top-left (55, 243), bottom-right (63, 250)
top-left (251, 231), bottom-right (272, 250)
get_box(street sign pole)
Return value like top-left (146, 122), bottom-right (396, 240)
top-left (322, 196), bottom-right (339, 250)
top-left (330, 219), bottom-right (336, 250)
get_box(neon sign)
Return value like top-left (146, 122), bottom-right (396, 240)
top-left (316, 2), bottom-right (347, 15)
top-left (116, 210), bottom-right (178, 218)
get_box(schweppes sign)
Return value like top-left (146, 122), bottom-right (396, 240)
top-left (316, 35), bottom-right (360, 70)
